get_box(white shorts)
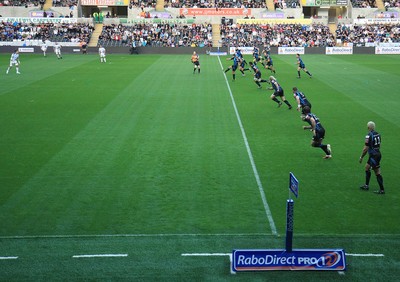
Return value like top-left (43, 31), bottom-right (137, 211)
top-left (9, 60), bottom-right (19, 67)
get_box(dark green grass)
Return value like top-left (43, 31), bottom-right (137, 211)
top-left (0, 53), bottom-right (399, 280)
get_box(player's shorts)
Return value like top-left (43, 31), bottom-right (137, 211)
top-left (100, 54), bottom-right (106, 58)
top-left (299, 63), bottom-right (305, 69)
top-left (254, 72), bottom-right (261, 79)
top-left (193, 61), bottom-right (200, 66)
top-left (367, 152), bottom-right (381, 169)
top-left (313, 127), bottom-right (325, 142)
top-left (232, 64), bottom-right (238, 71)
top-left (55, 51), bottom-right (61, 55)
top-left (273, 89), bottom-right (284, 97)
top-left (9, 60), bottom-right (18, 67)
top-left (267, 62), bottom-right (273, 67)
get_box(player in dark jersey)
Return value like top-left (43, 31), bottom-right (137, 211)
top-left (239, 58), bottom-right (250, 76)
top-left (269, 76), bottom-right (292, 109)
top-left (293, 87), bottom-right (312, 129)
top-left (235, 48), bottom-right (243, 60)
top-left (264, 54), bottom-right (276, 74)
top-left (224, 54), bottom-right (239, 81)
top-left (296, 54), bottom-right (312, 78)
top-left (249, 61), bottom-right (268, 89)
top-left (303, 106), bottom-right (332, 159)
top-left (253, 46), bottom-right (261, 64)
top-left (359, 121), bottom-right (385, 194)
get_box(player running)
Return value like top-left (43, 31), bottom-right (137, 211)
top-left (224, 54), bottom-right (239, 81)
top-left (249, 61), bottom-right (268, 89)
top-left (269, 76), bottom-right (292, 109)
top-left (54, 42), bottom-right (62, 59)
top-left (293, 87), bottom-right (312, 129)
top-left (6, 50), bottom-right (21, 74)
top-left (303, 106), bottom-right (332, 159)
top-left (41, 41), bottom-right (48, 57)
top-left (296, 53), bottom-right (312, 78)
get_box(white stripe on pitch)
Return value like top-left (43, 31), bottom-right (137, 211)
top-left (0, 256), bottom-right (18, 260)
top-left (72, 254), bottom-right (128, 258)
top-left (182, 253), bottom-right (230, 256)
top-left (346, 253), bottom-right (384, 257)
top-left (218, 56), bottom-right (278, 236)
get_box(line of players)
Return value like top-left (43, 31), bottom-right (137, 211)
top-left (224, 47), bottom-right (331, 159)
top-left (6, 43), bottom-right (108, 75)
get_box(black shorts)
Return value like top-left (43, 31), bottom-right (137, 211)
top-left (313, 127), bottom-right (325, 141)
top-left (193, 61), bottom-right (200, 66)
top-left (368, 152), bottom-right (381, 169)
top-left (274, 89), bottom-right (284, 97)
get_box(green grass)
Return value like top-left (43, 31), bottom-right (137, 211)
top-left (0, 53), bottom-right (399, 280)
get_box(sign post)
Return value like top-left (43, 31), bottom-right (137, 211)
top-left (231, 172), bottom-right (346, 273)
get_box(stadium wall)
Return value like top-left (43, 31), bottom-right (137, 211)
top-left (0, 46), bottom-right (377, 55)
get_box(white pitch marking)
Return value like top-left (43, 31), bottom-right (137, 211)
top-left (72, 254), bottom-right (128, 258)
top-left (218, 56), bottom-right (278, 236)
top-left (182, 252), bottom-right (236, 275)
top-left (0, 256), bottom-right (18, 260)
top-left (346, 253), bottom-right (384, 257)
top-left (182, 253), bottom-right (230, 256)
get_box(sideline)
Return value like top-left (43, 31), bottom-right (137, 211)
top-left (217, 55), bottom-right (277, 236)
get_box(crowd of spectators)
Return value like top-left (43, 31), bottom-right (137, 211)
top-left (274, 0), bottom-right (300, 9)
top-left (336, 23), bottom-right (400, 45)
top-left (52, 0), bottom-right (78, 8)
top-left (351, 0), bottom-right (377, 8)
top-left (0, 22), bottom-right (93, 43)
top-left (2, 21), bottom-right (400, 47)
top-left (220, 23), bottom-right (336, 47)
top-left (98, 23), bottom-right (212, 47)
top-left (384, 0), bottom-right (400, 9)
top-left (0, 0), bottom-right (44, 7)
top-left (0, 0), bottom-right (77, 7)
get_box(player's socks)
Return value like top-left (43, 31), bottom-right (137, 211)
top-left (320, 144), bottom-right (329, 155)
top-left (272, 97), bottom-right (280, 104)
top-left (284, 100), bottom-right (292, 109)
top-left (307, 71), bottom-right (312, 76)
top-left (224, 69), bottom-right (230, 73)
top-left (297, 71), bottom-right (301, 78)
top-left (232, 74), bottom-right (236, 80)
top-left (365, 170), bottom-right (371, 186)
top-left (376, 174), bottom-right (384, 190)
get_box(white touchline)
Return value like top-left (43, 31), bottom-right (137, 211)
top-left (0, 256), bottom-right (18, 260)
top-left (346, 253), bottom-right (384, 257)
top-left (72, 254), bottom-right (128, 258)
top-left (182, 253), bottom-right (230, 256)
top-left (218, 56), bottom-right (278, 236)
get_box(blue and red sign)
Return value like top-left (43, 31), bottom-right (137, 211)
top-left (232, 249), bottom-right (346, 271)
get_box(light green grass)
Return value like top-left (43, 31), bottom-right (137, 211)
top-left (0, 53), bottom-right (399, 280)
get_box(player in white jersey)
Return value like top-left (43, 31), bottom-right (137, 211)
top-left (41, 42), bottom-right (48, 57)
top-left (6, 50), bottom-right (21, 74)
top-left (54, 42), bottom-right (62, 59)
top-left (99, 45), bottom-right (106, 63)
